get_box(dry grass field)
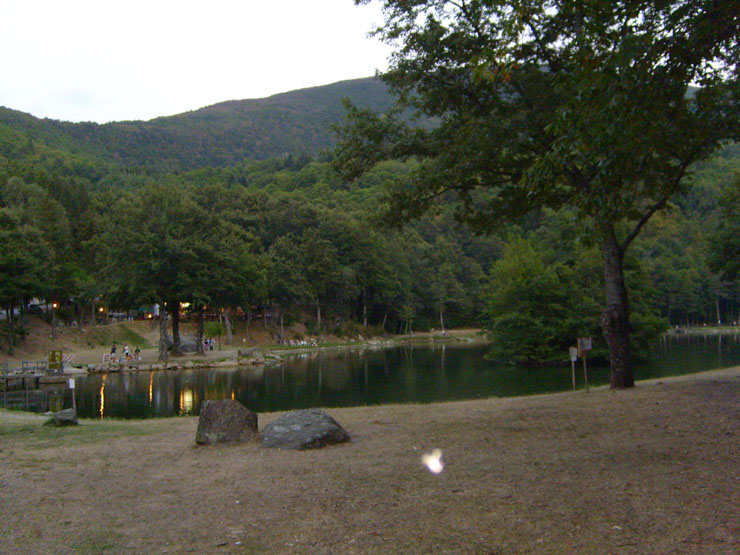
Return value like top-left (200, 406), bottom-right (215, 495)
top-left (1, 367), bottom-right (739, 554)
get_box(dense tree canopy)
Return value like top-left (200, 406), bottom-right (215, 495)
top-left (0, 68), bottom-right (738, 371)
top-left (711, 176), bottom-right (740, 283)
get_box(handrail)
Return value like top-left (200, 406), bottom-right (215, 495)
top-left (2, 360), bottom-right (66, 376)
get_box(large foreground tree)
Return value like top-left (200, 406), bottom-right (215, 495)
top-left (335, 0), bottom-right (740, 387)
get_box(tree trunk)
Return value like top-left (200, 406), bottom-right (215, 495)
top-left (316, 299), bottom-right (322, 332)
top-left (716, 297), bottom-right (722, 325)
top-left (171, 302), bottom-right (182, 355)
top-left (439, 306), bottom-right (445, 332)
top-left (6, 303), bottom-right (15, 356)
top-left (363, 288), bottom-right (368, 329)
top-left (158, 306), bottom-right (169, 362)
top-left (51, 304), bottom-right (57, 339)
top-left (382, 308), bottom-right (388, 332)
top-left (223, 307), bottom-right (233, 345)
top-left (92, 300), bottom-right (96, 327)
top-left (77, 301), bottom-right (84, 332)
top-left (196, 309), bottom-right (205, 355)
top-left (600, 225), bottom-right (634, 389)
top-left (246, 309), bottom-right (251, 341)
top-left (280, 311), bottom-right (285, 344)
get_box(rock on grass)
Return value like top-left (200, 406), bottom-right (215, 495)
top-left (262, 409), bottom-right (350, 450)
top-left (44, 408), bottom-right (79, 427)
top-left (195, 400), bottom-right (258, 445)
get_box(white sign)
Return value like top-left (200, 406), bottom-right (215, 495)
top-left (569, 347), bottom-right (578, 362)
top-left (68, 378), bottom-right (75, 389)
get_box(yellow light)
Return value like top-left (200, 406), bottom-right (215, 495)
top-left (52, 302), bottom-right (58, 309)
top-left (99, 307), bottom-right (104, 312)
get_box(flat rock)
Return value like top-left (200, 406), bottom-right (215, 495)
top-left (195, 399), bottom-right (258, 445)
top-left (45, 408), bottom-right (78, 427)
top-left (262, 409), bottom-right (350, 450)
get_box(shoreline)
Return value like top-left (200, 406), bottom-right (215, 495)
top-left (3, 362), bottom-right (739, 424)
top-left (35, 328), bottom-right (489, 375)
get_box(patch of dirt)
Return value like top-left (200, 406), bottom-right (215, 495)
top-left (0, 317), bottom-right (161, 362)
top-left (1, 368), bottom-right (739, 553)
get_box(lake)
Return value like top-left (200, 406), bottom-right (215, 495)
top-left (5, 334), bottom-right (740, 418)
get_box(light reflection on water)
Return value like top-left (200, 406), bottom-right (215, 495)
top-left (99, 374), bottom-right (106, 419)
top-left (179, 388), bottom-right (194, 415)
top-left (15, 334), bottom-right (740, 419)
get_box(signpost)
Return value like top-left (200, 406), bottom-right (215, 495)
top-left (69, 378), bottom-right (76, 412)
top-left (569, 347), bottom-right (578, 390)
top-left (577, 337), bottom-right (592, 393)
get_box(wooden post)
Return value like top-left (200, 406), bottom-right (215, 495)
top-left (577, 338), bottom-right (592, 393)
top-left (571, 359), bottom-right (576, 390)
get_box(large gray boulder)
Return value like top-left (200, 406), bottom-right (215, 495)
top-left (195, 400), bottom-right (258, 445)
top-left (262, 409), bottom-right (350, 450)
top-left (166, 336), bottom-right (198, 353)
top-left (180, 340), bottom-right (198, 353)
top-left (45, 408), bottom-right (78, 427)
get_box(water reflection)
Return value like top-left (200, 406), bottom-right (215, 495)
top-left (8, 334), bottom-right (740, 418)
top-left (99, 374), bottom-right (106, 418)
top-left (179, 388), bottom-right (194, 415)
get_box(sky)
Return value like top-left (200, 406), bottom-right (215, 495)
top-left (0, 0), bottom-right (392, 124)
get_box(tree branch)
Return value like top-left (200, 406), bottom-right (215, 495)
top-left (620, 158), bottom-right (693, 252)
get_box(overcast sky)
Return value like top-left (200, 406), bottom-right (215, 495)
top-left (0, 0), bottom-right (391, 124)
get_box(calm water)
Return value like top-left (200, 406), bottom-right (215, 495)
top-left (7, 334), bottom-right (740, 418)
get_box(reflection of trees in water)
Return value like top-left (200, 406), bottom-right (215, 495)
top-left (69, 339), bottom-right (740, 418)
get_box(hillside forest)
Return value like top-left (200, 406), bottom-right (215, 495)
top-left (1, 78), bottom-right (739, 363)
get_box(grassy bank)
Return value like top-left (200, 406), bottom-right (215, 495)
top-left (2, 367), bottom-right (739, 553)
top-left (1, 317), bottom-right (484, 367)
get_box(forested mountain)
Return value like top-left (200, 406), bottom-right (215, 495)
top-left (0, 77), bottom-right (393, 171)
top-left (1, 75), bottom-right (739, 364)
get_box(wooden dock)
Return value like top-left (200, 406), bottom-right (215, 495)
top-left (2, 373), bottom-right (43, 390)
top-left (1, 361), bottom-right (64, 392)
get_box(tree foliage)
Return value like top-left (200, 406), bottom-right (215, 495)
top-left (0, 67), bottom-right (738, 364)
top-left (336, 0), bottom-right (740, 387)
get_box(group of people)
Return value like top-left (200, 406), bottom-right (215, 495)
top-left (108, 340), bottom-right (215, 362)
top-left (110, 343), bottom-right (141, 362)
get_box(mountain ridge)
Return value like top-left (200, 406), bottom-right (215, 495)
top-left (0, 77), bottom-right (392, 171)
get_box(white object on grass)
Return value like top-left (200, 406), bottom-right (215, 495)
top-left (421, 448), bottom-right (444, 474)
